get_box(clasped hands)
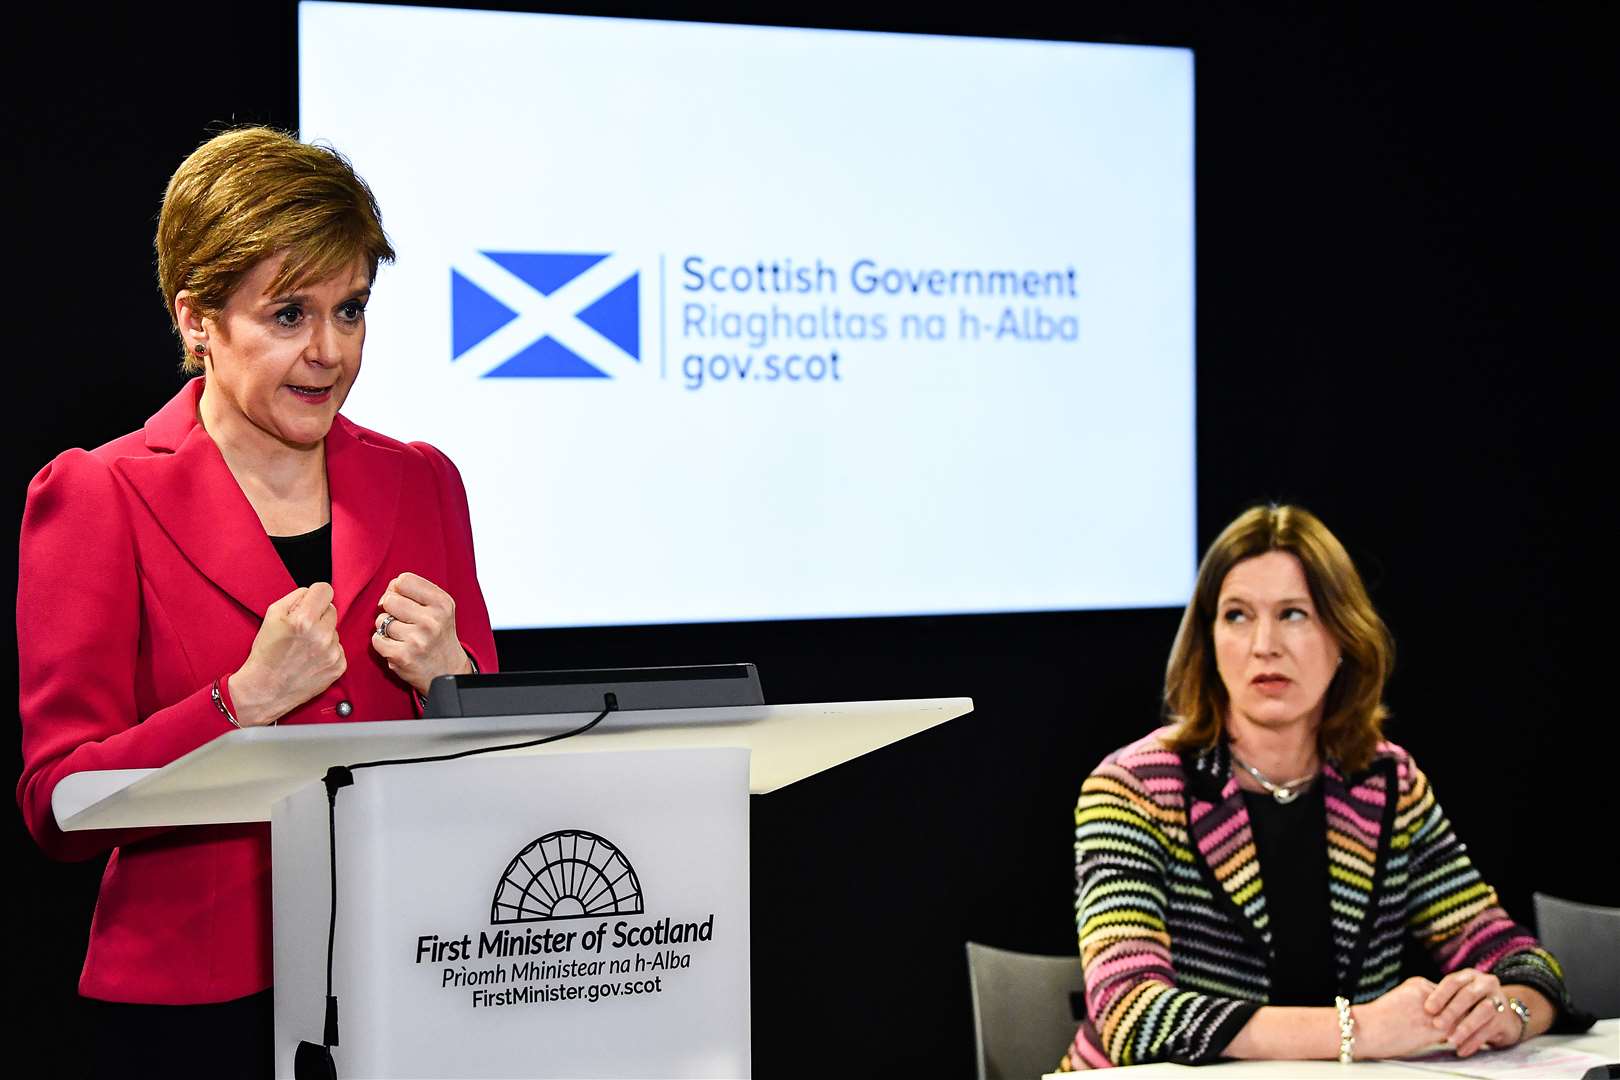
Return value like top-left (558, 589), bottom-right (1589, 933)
top-left (1356, 969), bottom-right (1525, 1060)
top-left (228, 573), bottom-right (470, 727)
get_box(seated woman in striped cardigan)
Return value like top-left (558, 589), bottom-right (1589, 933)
top-left (1061, 505), bottom-right (1589, 1069)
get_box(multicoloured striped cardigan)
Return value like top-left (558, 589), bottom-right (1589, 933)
top-left (1060, 729), bottom-right (1580, 1069)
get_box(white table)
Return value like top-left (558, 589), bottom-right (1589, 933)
top-left (1042, 1017), bottom-right (1617, 1079)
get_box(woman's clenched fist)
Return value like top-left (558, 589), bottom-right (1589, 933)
top-left (370, 572), bottom-right (473, 696)
top-left (229, 582), bottom-right (347, 726)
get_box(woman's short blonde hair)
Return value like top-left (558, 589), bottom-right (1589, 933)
top-left (156, 127), bottom-right (395, 372)
top-left (1162, 505), bottom-right (1394, 773)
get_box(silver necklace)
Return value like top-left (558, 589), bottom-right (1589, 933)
top-left (1230, 752), bottom-right (1318, 804)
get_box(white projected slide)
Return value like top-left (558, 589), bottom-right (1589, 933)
top-left (299, 3), bottom-right (1195, 629)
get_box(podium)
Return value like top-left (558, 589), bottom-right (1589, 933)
top-left (54, 698), bottom-right (973, 1079)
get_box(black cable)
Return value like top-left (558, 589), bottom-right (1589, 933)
top-left (324, 772), bottom-right (342, 1045)
top-left (345, 699), bottom-right (615, 774)
top-left (299, 699), bottom-right (616, 1076)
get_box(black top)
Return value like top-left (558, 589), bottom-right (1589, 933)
top-left (1242, 782), bottom-right (1338, 1006)
top-left (268, 522), bottom-right (333, 590)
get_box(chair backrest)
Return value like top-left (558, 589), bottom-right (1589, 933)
top-left (965, 942), bottom-right (1085, 1080)
top-left (1533, 893), bottom-right (1620, 1019)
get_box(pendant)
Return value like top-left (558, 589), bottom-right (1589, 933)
top-left (1272, 786), bottom-right (1298, 804)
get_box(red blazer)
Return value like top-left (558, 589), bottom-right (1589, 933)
top-left (16, 378), bottom-right (498, 1004)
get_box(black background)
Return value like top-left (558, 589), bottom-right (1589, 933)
top-left (11, 2), bottom-right (1612, 1076)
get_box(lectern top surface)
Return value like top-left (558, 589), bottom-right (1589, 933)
top-left (53, 697), bottom-right (973, 833)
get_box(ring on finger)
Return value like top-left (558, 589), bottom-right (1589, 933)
top-left (376, 613), bottom-right (397, 638)
top-left (1491, 997), bottom-right (1506, 1013)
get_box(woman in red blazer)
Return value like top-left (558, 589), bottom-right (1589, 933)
top-left (16, 128), bottom-right (497, 1078)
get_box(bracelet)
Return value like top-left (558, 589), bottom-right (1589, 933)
top-left (211, 676), bottom-right (241, 729)
top-left (1335, 996), bottom-right (1355, 1064)
top-left (1506, 997), bottom-right (1530, 1044)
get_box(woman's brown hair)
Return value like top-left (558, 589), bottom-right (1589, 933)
top-left (1162, 505), bottom-right (1394, 773)
top-left (156, 127), bottom-right (395, 372)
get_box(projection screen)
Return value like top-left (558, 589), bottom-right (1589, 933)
top-left (299, 3), bottom-right (1195, 628)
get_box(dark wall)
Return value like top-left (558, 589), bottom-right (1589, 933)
top-left (12, 3), bottom-right (1609, 1076)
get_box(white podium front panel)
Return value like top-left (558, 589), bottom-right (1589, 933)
top-left (273, 748), bottom-right (750, 1079)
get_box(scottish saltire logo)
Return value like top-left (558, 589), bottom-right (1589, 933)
top-left (451, 252), bottom-right (640, 378)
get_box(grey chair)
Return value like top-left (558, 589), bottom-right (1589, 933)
top-left (966, 942), bottom-right (1086, 1080)
top-left (1534, 892), bottom-right (1620, 1019)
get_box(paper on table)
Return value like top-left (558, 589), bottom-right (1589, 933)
top-left (1400, 1042), bottom-right (1614, 1079)
top-left (1040, 1061), bottom-right (1436, 1078)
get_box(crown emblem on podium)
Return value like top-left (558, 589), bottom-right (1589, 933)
top-left (491, 829), bottom-right (646, 923)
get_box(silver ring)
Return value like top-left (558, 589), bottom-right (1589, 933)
top-left (376, 613), bottom-right (396, 638)
top-left (1491, 997), bottom-right (1506, 1012)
